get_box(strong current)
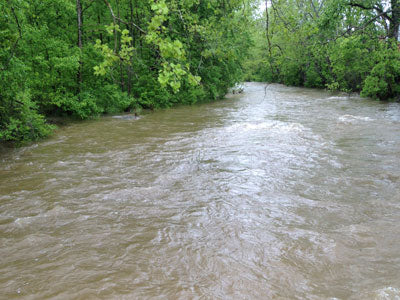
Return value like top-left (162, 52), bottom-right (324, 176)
top-left (1, 82), bottom-right (400, 299)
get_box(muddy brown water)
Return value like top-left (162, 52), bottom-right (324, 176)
top-left (1, 83), bottom-right (400, 299)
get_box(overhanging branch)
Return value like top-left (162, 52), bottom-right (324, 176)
top-left (348, 1), bottom-right (392, 21)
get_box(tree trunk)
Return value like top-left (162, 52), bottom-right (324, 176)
top-left (389, 0), bottom-right (400, 40)
top-left (98, 12), bottom-right (103, 43)
top-left (265, 0), bottom-right (277, 78)
top-left (76, 0), bottom-right (83, 95)
top-left (116, 0), bottom-right (125, 91)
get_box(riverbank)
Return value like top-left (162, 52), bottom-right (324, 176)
top-left (0, 87), bottom-right (233, 149)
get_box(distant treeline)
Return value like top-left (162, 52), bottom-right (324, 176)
top-left (1, 0), bottom-right (256, 143)
top-left (244, 0), bottom-right (400, 101)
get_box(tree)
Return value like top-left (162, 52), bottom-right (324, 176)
top-left (244, 0), bottom-right (400, 100)
top-left (348, 0), bottom-right (400, 40)
top-left (1, 0), bottom-right (258, 143)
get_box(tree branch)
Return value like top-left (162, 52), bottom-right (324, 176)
top-left (102, 0), bottom-right (146, 33)
top-left (1, 1), bottom-right (23, 71)
top-left (348, 1), bottom-right (391, 21)
top-left (321, 9), bottom-right (392, 44)
top-left (82, 0), bottom-right (96, 13)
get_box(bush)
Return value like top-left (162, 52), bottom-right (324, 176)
top-left (361, 43), bottom-right (400, 100)
top-left (0, 91), bottom-right (55, 144)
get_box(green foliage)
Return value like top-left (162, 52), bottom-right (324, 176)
top-left (1, 0), bottom-right (256, 144)
top-left (0, 90), bottom-right (54, 144)
top-left (94, 24), bottom-right (133, 76)
top-left (245, 0), bottom-right (400, 101)
top-left (145, 0), bottom-right (200, 92)
top-left (361, 43), bottom-right (400, 100)
top-left (327, 36), bottom-right (374, 92)
top-left (2, 0), bottom-right (400, 145)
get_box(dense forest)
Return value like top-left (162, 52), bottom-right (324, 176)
top-left (1, 0), bottom-right (256, 143)
top-left (1, 0), bottom-right (400, 144)
top-left (245, 0), bottom-right (400, 100)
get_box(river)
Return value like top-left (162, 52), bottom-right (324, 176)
top-left (1, 82), bottom-right (400, 299)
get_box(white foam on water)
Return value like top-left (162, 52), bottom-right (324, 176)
top-left (374, 287), bottom-right (400, 299)
top-left (328, 96), bottom-right (350, 100)
top-left (338, 114), bottom-right (374, 124)
top-left (14, 216), bottom-right (35, 227)
top-left (111, 114), bottom-right (140, 120)
top-left (226, 121), bottom-right (307, 133)
top-left (14, 206), bottom-right (72, 227)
